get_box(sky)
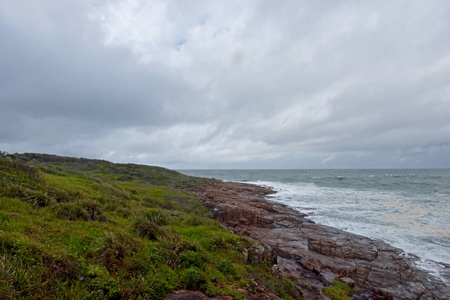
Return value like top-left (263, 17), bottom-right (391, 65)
top-left (1, 0), bottom-right (450, 169)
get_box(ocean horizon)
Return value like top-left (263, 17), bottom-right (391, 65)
top-left (178, 168), bottom-right (450, 284)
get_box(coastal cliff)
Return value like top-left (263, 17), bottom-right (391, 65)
top-left (198, 180), bottom-right (449, 299)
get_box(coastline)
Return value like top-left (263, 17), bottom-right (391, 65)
top-left (197, 179), bottom-right (449, 299)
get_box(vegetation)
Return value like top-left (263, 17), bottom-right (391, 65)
top-left (322, 280), bottom-right (353, 300)
top-left (0, 153), bottom-right (299, 299)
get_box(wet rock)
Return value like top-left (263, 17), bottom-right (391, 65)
top-left (198, 180), bottom-right (449, 300)
top-left (320, 269), bottom-right (336, 284)
top-left (349, 289), bottom-right (393, 300)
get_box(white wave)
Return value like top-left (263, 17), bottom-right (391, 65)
top-left (247, 180), bottom-right (450, 279)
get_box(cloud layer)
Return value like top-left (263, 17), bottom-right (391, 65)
top-left (1, 0), bottom-right (450, 168)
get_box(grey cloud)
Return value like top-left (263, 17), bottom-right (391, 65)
top-left (1, 0), bottom-right (450, 168)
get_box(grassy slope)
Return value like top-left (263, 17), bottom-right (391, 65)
top-left (0, 153), bottom-right (300, 299)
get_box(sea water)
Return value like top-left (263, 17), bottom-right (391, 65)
top-left (178, 169), bottom-right (450, 283)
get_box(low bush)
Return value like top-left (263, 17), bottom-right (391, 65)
top-left (131, 209), bottom-right (170, 240)
top-left (0, 232), bottom-right (43, 265)
top-left (56, 200), bottom-right (106, 221)
top-left (89, 233), bottom-right (140, 272)
top-left (204, 281), bottom-right (221, 297)
top-left (0, 253), bottom-right (18, 299)
top-left (0, 158), bottom-right (43, 186)
top-left (179, 250), bottom-right (203, 269)
top-left (42, 255), bottom-right (81, 282)
top-left (217, 260), bottom-right (236, 276)
top-left (146, 273), bottom-right (177, 299)
top-left (159, 234), bottom-right (197, 269)
top-left (49, 188), bottom-right (85, 203)
top-left (182, 267), bottom-right (204, 289)
top-left (0, 253), bottom-right (37, 298)
top-left (132, 217), bottom-right (163, 240)
top-left (83, 264), bottom-right (123, 299)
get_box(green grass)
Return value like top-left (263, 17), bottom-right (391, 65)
top-left (0, 153), bottom-right (301, 299)
top-left (322, 280), bottom-right (353, 300)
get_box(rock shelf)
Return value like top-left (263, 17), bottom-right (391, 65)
top-left (198, 180), bottom-right (449, 300)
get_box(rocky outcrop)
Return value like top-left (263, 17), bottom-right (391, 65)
top-left (245, 241), bottom-right (277, 265)
top-left (199, 181), bottom-right (449, 300)
top-left (164, 289), bottom-right (283, 300)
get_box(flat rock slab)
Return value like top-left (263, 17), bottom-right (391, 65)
top-left (164, 290), bottom-right (212, 300)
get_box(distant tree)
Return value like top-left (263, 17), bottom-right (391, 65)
top-left (0, 150), bottom-right (8, 157)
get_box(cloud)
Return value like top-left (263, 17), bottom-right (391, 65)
top-left (322, 155), bottom-right (335, 164)
top-left (1, 0), bottom-right (450, 168)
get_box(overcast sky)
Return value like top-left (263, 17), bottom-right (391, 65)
top-left (1, 1), bottom-right (450, 169)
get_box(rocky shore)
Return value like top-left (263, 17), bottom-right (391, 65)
top-left (198, 180), bottom-right (449, 300)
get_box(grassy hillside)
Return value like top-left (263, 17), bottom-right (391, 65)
top-left (0, 153), bottom-right (299, 299)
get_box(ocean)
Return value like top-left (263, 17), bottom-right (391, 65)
top-left (178, 169), bottom-right (450, 283)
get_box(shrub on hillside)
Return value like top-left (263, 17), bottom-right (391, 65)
top-left (132, 209), bottom-right (170, 240)
top-left (56, 200), bottom-right (107, 221)
top-left (89, 233), bottom-right (140, 272)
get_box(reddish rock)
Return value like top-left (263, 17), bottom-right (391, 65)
top-left (340, 277), bottom-right (355, 288)
top-left (197, 180), bottom-right (450, 300)
top-left (164, 290), bottom-right (210, 300)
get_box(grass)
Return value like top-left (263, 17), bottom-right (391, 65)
top-left (322, 280), bottom-right (353, 300)
top-left (0, 153), bottom-right (301, 299)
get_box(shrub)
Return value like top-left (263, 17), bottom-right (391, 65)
top-left (159, 234), bottom-right (196, 269)
top-left (205, 282), bottom-right (221, 297)
top-left (24, 190), bottom-right (55, 207)
top-left (0, 182), bottom-right (54, 207)
top-left (223, 285), bottom-right (244, 300)
top-left (217, 260), bottom-right (236, 276)
top-left (238, 279), bottom-right (249, 287)
top-left (49, 188), bottom-right (85, 203)
top-left (147, 275), bottom-right (177, 299)
top-left (132, 217), bottom-right (163, 240)
top-left (42, 255), bottom-right (81, 282)
top-left (122, 275), bottom-right (153, 299)
top-left (89, 233), bottom-right (139, 271)
top-left (122, 248), bottom-right (155, 275)
top-left (0, 253), bottom-right (38, 298)
top-left (179, 250), bottom-right (203, 269)
top-left (208, 233), bottom-right (235, 251)
top-left (142, 209), bottom-right (169, 225)
top-left (0, 158), bottom-right (43, 185)
top-left (0, 232), bottom-right (43, 265)
top-left (182, 267), bottom-right (203, 289)
top-left (132, 209), bottom-right (171, 240)
top-left (56, 200), bottom-right (106, 221)
top-left (84, 264), bottom-right (122, 299)
top-left (0, 253), bottom-right (17, 298)
top-left (122, 267), bottom-right (178, 299)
